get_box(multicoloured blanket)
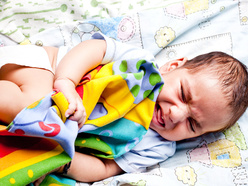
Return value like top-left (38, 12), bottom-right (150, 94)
top-left (0, 59), bottom-right (163, 185)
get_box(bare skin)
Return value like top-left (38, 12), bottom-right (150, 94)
top-left (0, 46), bottom-right (58, 124)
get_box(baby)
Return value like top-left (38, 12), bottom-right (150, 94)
top-left (51, 39), bottom-right (248, 182)
top-left (0, 33), bottom-right (247, 184)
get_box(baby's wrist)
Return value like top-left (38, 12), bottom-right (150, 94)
top-left (54, 77), bottom-right (75, 90)
top-left (54, 77), bottom-right (71, 84)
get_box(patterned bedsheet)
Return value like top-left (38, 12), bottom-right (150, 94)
top-left (0, 0), bottom-right (248, 185)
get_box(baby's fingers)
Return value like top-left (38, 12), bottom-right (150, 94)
top-left (68, 100), bottom-right (86, 126)
top-left (65, 102), bottom-right (77, 118)
top-left (69, 109), bottom-right (85, 121)
top-left (70, 110), bottom-right (86, 128)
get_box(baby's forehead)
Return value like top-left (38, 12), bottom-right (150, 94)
top-left (186, 67), bottom-right (223, 85)
top-left (183, 69), bottom-right (228, 108)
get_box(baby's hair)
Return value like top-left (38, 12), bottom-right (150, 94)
top-left (180, 51), bottom-right (248, 130)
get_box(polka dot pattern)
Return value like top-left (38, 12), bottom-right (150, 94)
top-left (131, 85), bottom-right (141, 97)
top-left (113, 58), bottom-right (164, 103)
top-left (9, 178), bottom-right (15, 184)
top-left (28, 169), bottom-right (34, 178)
top-left (119, 60), bottom-right (128, 72)
top-left (8, 169), bottom-right (34, 185)
top-left (149, 73), bottom-right (161, 86)
top-left (136, 59), bottom-right (146, 70)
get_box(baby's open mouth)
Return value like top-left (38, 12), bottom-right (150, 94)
top-left (156, 104), bottom-right (165, 127)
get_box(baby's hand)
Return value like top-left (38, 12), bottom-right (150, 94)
top-left (65, 90), bottom-right (86, 128)
top-left (54, 78), bottom-right (86, 128)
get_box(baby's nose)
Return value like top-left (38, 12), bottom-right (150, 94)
top-left (169, 105), bottom-right (188, 124)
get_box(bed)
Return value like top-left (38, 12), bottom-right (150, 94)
top-left (0, 0), bottom-right (248, 185)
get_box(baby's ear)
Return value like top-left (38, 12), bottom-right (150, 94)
top-left (159, 57), bottom-right (187, 73)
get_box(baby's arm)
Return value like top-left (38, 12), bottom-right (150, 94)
top-left (54, 39), bottom-right (106, 127)
top-left (34, 152), bottom-right (123, 185)
top-left (66, 152), bottom-right (123, 182)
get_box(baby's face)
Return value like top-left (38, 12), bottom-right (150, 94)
top-left (150, 59), bottom-right (231, 141)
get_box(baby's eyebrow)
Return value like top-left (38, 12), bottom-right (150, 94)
top-left (184, 79), bottom-right (192, 102)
